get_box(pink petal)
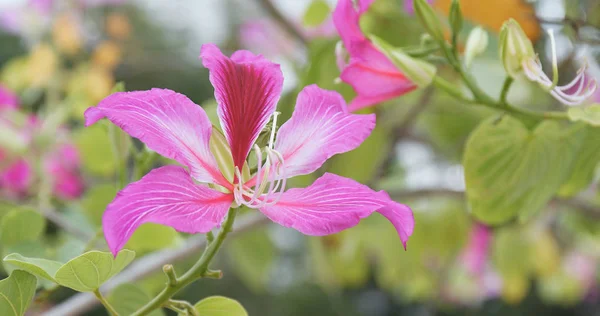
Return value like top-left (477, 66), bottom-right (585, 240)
top-left (259, 173), bottom-right (414, 248)
top-left (0, 158), bottom-right (32, 197)
top-left (85, 88), bottom-right (228, 187)
top-left (333, 0), bottom-right (417, 110)
top-left (274, 85), bottom-right (375, 178)
top-left (200, 43), bottom-right (283, 170)
top-left (0, 85), bottom-right (19, 109)
top-left (102, 165), bottom-right (234, 255)
top-left (333, 0), bottom-right (374, 44)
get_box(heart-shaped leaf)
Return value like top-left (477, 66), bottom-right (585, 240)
top-left (464, 116), bottom-right (583, 224)
top-left (194, 296), bottom-right (248, 316)
top-left (558, 126), bottom-right (600, 197)
top-left (54, 249), bottom-right (135, 292)
top-left (0, 270), bottom-right (37, 316)
top-left (3, 249), bottom-right (135, 292)
top-left (3, 253), bottom-right (62, 282)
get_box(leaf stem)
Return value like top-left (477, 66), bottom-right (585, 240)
top-left (131, 208), bottom-right (239, 316)
top-left (164, 299), bottom-right (199, 316)
top-left (93, 289), bottom-right (119, 316)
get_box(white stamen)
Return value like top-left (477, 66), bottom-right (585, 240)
top-left (232, 145), bottom-right (287, 209)
top-left (547, 29), bottom-right (559, 90)
top-left (521, 57), bottom-right (597, 107)
top-left (268, 112), bottom-right (280, 150)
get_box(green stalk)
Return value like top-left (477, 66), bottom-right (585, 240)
top-left (93, 289), bottom-right (119, 316)
top-left (131, 208), bottom-right (238, 316)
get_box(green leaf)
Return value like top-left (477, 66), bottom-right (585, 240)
top-left (194, 296), bottom-right (248, 316)
top-left (80, 184), bottom-right (117, 226)
top-left (125, 223), bottom-right (178, 253)
top-left (567, 104), bottom-right (600, 126)
top-left (75, 124), bottom-right (116, 176)
top-left (464, 116), bottom-right (583, 224)
top-left (558, 126), bottom-right (600, 197)
top-left (0, 270), bottom-right (37, 316)
top-left (54, 250), bottom-right (135, 292)
top-left (226, 229), bottom-right (274, 293)
top-left (107, 284), bottom-right (164, 316)
top-left (303, 0), bottom-right (330, 27)
top-left (3, 253), bottom-right (61, 282)
top-left (0, 209), bottom-right (45, 247)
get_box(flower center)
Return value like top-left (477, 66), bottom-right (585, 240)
top-left (233, 112), bottom-right (287, 208)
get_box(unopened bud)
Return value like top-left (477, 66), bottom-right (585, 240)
top-left (499, 19), bottom-right (535, 78)
top-left (449, 0), bottom-right (463, 37)
top-left (371, 35), bottom-right (437, 87)
top-left (464, 27), bottom-right (489, 68)
top-left (414, 0), bottom-right (445, 43)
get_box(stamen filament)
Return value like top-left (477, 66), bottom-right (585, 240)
top-left (547, 29), bottom-right (559, 90)
top-left (268, 112), bottom-right (280, 150)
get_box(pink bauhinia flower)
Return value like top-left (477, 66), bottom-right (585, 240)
top-left (85, 43), bottom-right (415, 255)
top-left (0, 85), bottom-right (19, 110)
top-left (333, 0), bottom-right (417, 111)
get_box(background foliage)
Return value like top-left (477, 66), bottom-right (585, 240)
top-left (0, 0), bottom-right (600, 315)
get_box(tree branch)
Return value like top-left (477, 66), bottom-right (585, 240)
top-left (43, 214), bottom-right (270, 316)
top-left (255, 0), bottom-right (309, 46)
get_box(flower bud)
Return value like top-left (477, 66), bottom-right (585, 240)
top-left (449, 0), bottom-right (463, 37)
top-left (414, 0), bottom-right (445, 43)
top-left (464, 26), bottom-right (489, 68)
top-left (499, 19), bottom-right (535, 78)
top-left (370, 35), bottom-right (437, 88)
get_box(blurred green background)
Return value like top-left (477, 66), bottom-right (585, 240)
top-left (1, 0), bottom-right (600, 315)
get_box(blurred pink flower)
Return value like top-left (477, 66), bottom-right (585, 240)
top-left (0, 151), bottom-right (32, 198)
top-left (0, 85), bottom-right (84, 200)
top-left (0, 84), bottom-right (19, 110)
top-left (239, 20), bottom-right (296, 58)
top-left (44, 144), bottom-right (85, 200)
top-left (239, 17), bottom-right (335, 59)
top-left (460, 222), bottom-right (492, 275)
top-left (564, 252), bottom-right (597, 292)
top-left (333, 0), bottom-right (417, 111)
top-left (0, 0), bottom-right (125, 35)
top-left (85, 43), bottom-right (415, 256)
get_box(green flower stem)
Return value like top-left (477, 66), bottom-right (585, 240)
top-left (93, 289), bottom-right (119, 316)
top-left (499, 76), bottom-right (514, 104)
top-left (432, 72), bottom-right (568, 125)
top-left (164, 299), bottom-right (199, 316)
top-left (131, 208), bottom-right (238, 316)
top-left (427, 37), bottom-right (570, 124)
